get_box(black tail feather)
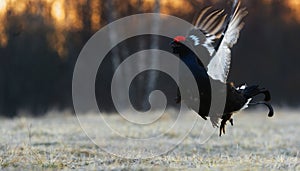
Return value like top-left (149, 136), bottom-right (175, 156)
top-left (243, 86), bottom-right (271, 101)
top-left (260, 89), bottom-right (271, 101)
top-left (249, 101), bottom-right (274, 117)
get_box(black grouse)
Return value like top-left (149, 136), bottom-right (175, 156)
top-left (171, 0), bottom-right (274, 136)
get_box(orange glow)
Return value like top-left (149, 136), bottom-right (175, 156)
top-left (0, 0), bottom-right (299, 53)
top-left (47, 30), bottom-right (67, 57)
top-left (140, 0), bottom-right (154, 11)
top-left (66, 3), bottom-right (83, 31)
top-left (285, 0), bottom-right (300, 22)
top-left (0, 1), bottom-right (7, 15)
top-left (160, 0), bottom-right (193, 15)
top-left (263, 0), bottom-right (300, 23)
top-left (9, 0), bottom-right (26, 14)
top-left (90, 0), bottom-right (101, 31)
top-left (0, 1), bottom-right (7, 47)
top-left (0, 28), bottom-right (8, 47)
top-left (51, 0), bottom-right (65, 25)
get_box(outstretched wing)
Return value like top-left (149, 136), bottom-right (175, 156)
top-left (192, 6), bottom-right (228, 56)
top-left (188, 0), bottom-right (247, 83)
top-left (207, 0), bottom-right (248, 83)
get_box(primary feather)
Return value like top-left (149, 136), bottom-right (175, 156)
top-left (207, 1), bottom-right (248, 83)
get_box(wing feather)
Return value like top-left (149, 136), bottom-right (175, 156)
top-left (194, 7), bottom-right (226, 37)
top-left (207, 1), bottom-right (248, 83)
top-left (208, 14), bottom-right (227, 36)
top-left (188, 0), bottom-right (247, 83)
top-left (207, 15), bottom-right (227, 35)
top-left (191, 7), bottom-right (227, 56)
top-left (195, 7), bottom-right (212, 28)
top-left (200, 9), bottom-right (224, 30)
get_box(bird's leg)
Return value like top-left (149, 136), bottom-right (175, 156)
top-left (229, 118), bottom-right (234, 126)
top-left (219, 113), bottom-right (233, 136)
top-left (220, 120), bottom-right (226, 136)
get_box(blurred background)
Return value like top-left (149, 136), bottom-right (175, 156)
top-left (0, 0), bottom-right (299, 117)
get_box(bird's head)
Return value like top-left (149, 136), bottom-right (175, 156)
top-left (170, 36), bottom-right (189, 55)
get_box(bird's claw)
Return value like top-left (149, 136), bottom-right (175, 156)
top-left (219, 122), bottom-right (226, 136)
top-left (229, 118), bottom-right (234, 126)
top-left (219, 117), bottom-right (233, 136)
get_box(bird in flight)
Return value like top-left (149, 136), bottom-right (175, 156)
top-left (171, 0), bottom-right (274, 136)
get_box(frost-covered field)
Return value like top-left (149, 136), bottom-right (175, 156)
top-left (0, 109), bottom-right (299, 170)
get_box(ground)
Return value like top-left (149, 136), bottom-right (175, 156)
top-left (0, 109), bottom-right (299, 170)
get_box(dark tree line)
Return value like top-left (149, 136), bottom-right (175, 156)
top-left (0, 0), bottom-right (299, 117)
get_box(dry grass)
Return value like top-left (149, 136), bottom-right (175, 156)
top-left (0, 109), bottom-right (299, 170)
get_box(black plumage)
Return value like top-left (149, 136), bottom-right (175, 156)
top-left (171, 0), bottom-right (274, 136)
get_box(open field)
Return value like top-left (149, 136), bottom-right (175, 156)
top-left (0, 109), bottom-right (299, 170)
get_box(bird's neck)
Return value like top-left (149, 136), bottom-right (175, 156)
top-left (179, 51), bottom-right (199, 65)
top-left (178, 47), bottom-right (193, 57)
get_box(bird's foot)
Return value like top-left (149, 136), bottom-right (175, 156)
top-left (219, 120), bottom-right (226, 136)
top-left (219, 114), bottom-right (233, 136)
top-left (229, 118), bottom-right (234, 126)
